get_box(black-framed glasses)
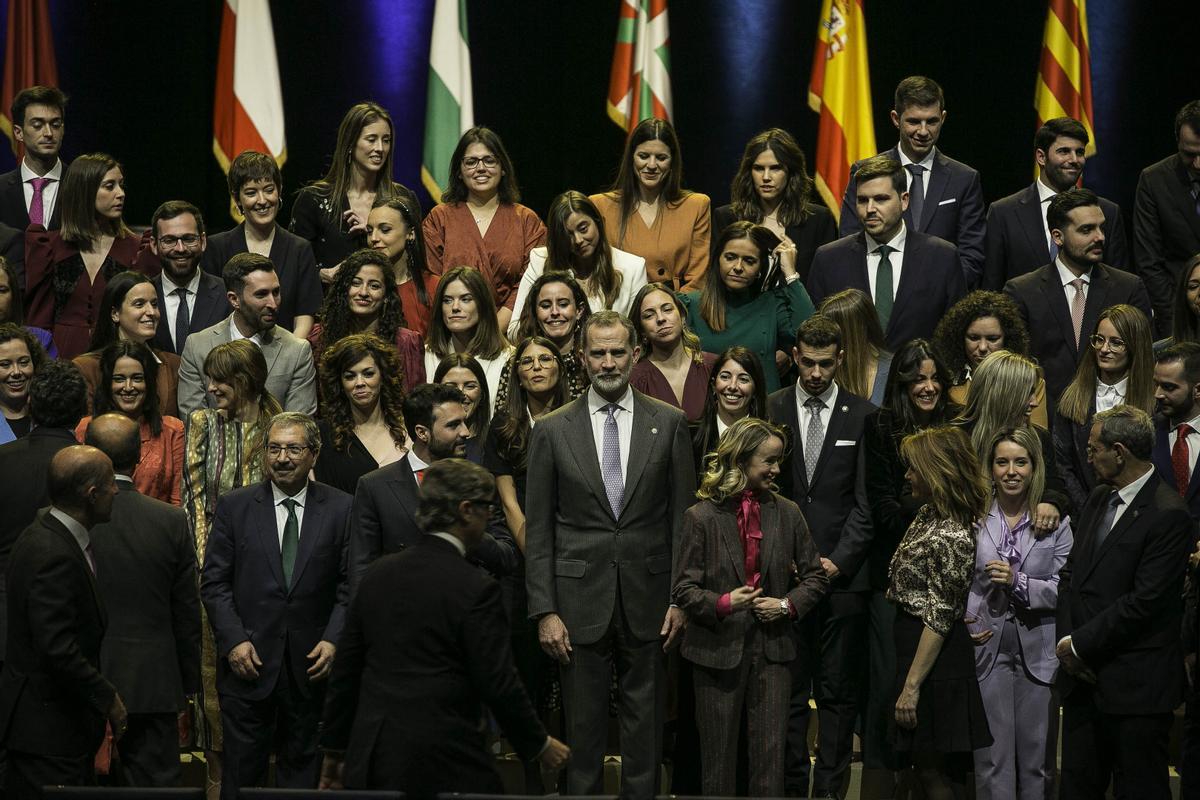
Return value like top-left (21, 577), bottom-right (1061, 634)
top-left (462, 155), bottom-right (499, 170)
top-left (1089, 334), bottom-right (1126, 353)
top-left (267, 444), bottom-right (310, 458)
top-left (157, 234), bottom-right (203, 248)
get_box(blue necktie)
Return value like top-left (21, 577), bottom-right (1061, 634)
top-left (601, 404), bottom-right (624, 518)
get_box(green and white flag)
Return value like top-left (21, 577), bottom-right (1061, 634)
top-left (422, 0), bottom-right (474, 199)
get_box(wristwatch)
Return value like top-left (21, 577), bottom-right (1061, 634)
top-left (779, 597), bottom-right (790, 616)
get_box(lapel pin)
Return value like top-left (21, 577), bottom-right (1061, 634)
top-left (841, 405), bottom-right (848, 412)
top-left (651, 427), bottom-right (658, 434)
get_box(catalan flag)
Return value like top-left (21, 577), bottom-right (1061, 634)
top-left (808, 0), bottom-right (876, 221)
top-left (1035, 0), bottom-right (1096, 155)
top-left (607, 0), bottom-right (672, 132)
top-left (422, 0), bottom-right (474, 198)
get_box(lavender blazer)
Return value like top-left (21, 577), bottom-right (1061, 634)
top-left (965, 503), bottom-right (1073, 685)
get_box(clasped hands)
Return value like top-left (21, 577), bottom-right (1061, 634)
top-left (228, 639), bottom-right (336, 681)
top-left (729, 585), bottom-right (789, 623)
top-left (1056, 636), bottom-right (1097, 683)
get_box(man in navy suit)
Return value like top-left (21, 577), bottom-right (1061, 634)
top-left (984, 117), bottom-right (1130, 291)
top-left (839, 76), bottom-right (985, 286)
top-left (811, 154), bottom-right (966, 351)
top-left (200, 412), bottom-right (351, 799)
top-left (1003, 188), bottom-right (1152, 414)
top-left (148, 201), bottom-right (231, 356)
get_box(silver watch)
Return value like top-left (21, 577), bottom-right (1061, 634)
top-left (779, 597), bottom-right (790, 615)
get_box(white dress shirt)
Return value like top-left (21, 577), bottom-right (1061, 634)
top-left (1036, 178), bottom-right (1058, 253)
top-left (1056, 257), bottom-right (1090, 310)
top-left (1094, 375), bottom-right (1127, 414)
top-left (407, 448), bottom-right (430, 476)
top-left (897, 146), bottom-right (935, 197)
top-left (272, 482), bottom-right (308, 549)
top-left (1111, 464), bottom-right (1155, 528)
top-left (587, 384), bottom-right (634, 485)
top-left (20, 158), bottom-right (63, 219)
top-left (162, 269), bottom-right (202, 346)
top-left (794, 382), bottom-right (839, 452)
top-left (49, 506), bottom-right (91, 556)
top-left (864, 225), bottom-right (906, 300)
top-left (229, 315), bottom-right (263, 347)
top-left (1167, 411), bottom-right (1200, 477)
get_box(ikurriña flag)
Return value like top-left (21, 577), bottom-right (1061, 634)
top-left (607, 0), bottom-right (672, 132)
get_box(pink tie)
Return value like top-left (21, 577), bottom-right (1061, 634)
top-left (28, 176), bottom-right (50, 226)
top-left (1069, 278), bottom-right (1086, 348)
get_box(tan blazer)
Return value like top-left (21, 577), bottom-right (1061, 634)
top-left (590, 191), bottom-right (711, 291)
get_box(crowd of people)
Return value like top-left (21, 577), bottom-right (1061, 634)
top-left (0, 74), bottom-right (1198, 800)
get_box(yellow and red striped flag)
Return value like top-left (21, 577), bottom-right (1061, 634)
top-left (808, 0), bottom-right (876, 220)
top-left (212, 0), bottom-right (286, 176)
top-left (607, 0), bottom-right (672, 132)
top-left (1034, 0), bottom-right (1096, 155)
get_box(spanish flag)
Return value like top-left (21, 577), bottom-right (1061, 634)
top-left (808, 0), bottom-right (876, 221)
top-left (1034, 0), bottom-right (1096, 155)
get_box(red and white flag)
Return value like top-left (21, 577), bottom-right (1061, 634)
top-left (212, 0), bottom-right (286, 172)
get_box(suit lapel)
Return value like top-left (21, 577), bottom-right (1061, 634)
top-left (258, 328), bottom-right (285, 374)
top-left (1080, 267), bottom-right (1111, 342)
top-left (386, 462), bottom-right (421, 529)
top-left (254, 484), bottom-right (287, 589)
top-left (1038, 266), bottom-right (1079, 357)
top-left (758, 497), bottom-right (778, 583)
top-left (889, 234), bottom-right (920, 336)
top-left (1152, 420), bottom-right (1174, 486)
top-left (919, 155), bottom-right (952, 230)
top-left (563, 398), bottom-right (611, 519)
top-left (44, 512), bottom-right (105, 621)
top-left (1083, 478), bottom-right (1154, 581)
top-left (620, 394), bottom-right (657, 516)
top-left (1172, 161), bottom-right (1200, 242)
top-left (1018, 184), bottom-right (1051, 263)
top-left (776, 390), bottom-right (807, 495)
top-left (718, 507), bottom-right (747, 585)
top-left (287, 483), bottom-right (322, 592)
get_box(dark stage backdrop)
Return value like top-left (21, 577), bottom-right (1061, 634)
top-left (0, 0), bottom-right (1191, 244)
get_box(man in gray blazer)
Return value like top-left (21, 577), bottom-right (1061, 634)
top-left (525, 310), bottom-right (696, 798)
top-left (176, 252), bottom-right (317, 416)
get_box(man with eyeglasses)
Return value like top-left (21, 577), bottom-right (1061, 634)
top-left (148, 200), bottom-right (230, 356)
top-left (200, 412), bottom-right (352, 799)
top-left (1004, 188), bottom-right (1152, 418)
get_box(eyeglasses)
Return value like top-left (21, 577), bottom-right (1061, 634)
top-left (267, 444), bottom-right (310, 458)
top-left (462, 155), bottom-right (499, 170)
top-left (1089, 334), bottom-right (1126, 353)
top-left (518, 354), bottom-right (557, 369)
top-left (157, 234), bottom-right (203, 248)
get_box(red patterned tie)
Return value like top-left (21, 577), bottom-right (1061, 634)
top-left (1173, 423), bottom-right (1193, 497)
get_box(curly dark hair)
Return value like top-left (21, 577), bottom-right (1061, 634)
top-left (29, 360), bottom-right (88, 429)
top-left (932, 290), bottom-right (1030, 383)
top-left (492, 336), bottom-right (569, 472)
top-left (319, 333), bottom-right (408, 453)
top-left (318, 249), bottom-right (408, 344)
top-left (93, 340), bottom-right (163, 436)
top-left (0, 322), bottom-right (49, 373)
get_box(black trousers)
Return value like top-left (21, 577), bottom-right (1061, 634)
top-left (1183, 688), bottom-right (1200, 799)
top-left (786, 590), bottom-right (868, 797)
top-left (1060, 694), bottom-right (1172, 800)
top-left (5, 750), bottom-right (93, 800)
top-left (115, 712), bottom-right (181, 787)
top-left (219, 649), bottom-right (324, 800)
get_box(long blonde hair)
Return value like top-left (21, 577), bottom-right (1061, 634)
top-left (954, 350), bottom-right (1040, 467)
top-left (818, 288), bottom-right (888, 398)
top-left (697, 417), bottom-right (788, 504)
top-left (1057, 304), bottom-right (1155, 425)
top-left (988, 427), bottom-right (1045, 517)
top-left (901, 425), bottom-right (989, 528)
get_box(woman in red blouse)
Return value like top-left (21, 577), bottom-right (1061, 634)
top-left (24, 153), bottom-right (149, 360)
top-left (367, 196), bottom-right (437, 337)
top-left (422, 126), bottom-right (546, 332)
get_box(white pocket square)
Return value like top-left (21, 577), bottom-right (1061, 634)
top-left (938, 198), bottom-right (957, 206)
top-left (835, 439), bottom-right (856, 446)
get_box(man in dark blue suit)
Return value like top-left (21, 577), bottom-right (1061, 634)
top-left (839, 76), bottom-right (985, 287)
top-left (148, 201), bottom-right (231, 356)
top-left (1151, 341), bottom-right (1200, 517)
top-left (811, 154), bottom-right (966, 352)
top-left (200, 412), bottom-right (352, 799)
top-left (984, 117), bottom-right (1130, 291)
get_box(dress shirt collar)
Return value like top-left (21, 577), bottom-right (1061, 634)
top-left (588, 384), bottom-right (634, 416)
top-left (897, 146), bottom-right (936, 171)
top-left (796, 380), bottom-right (839, 410)
top-left (1176, 411), bottom-right (1200, 431)
top-left (115, 473), bottom-right (135, 488)
top-left (20, 158), bottom-right (62, 183)
top-left (1096, 375), bottom-right (1128, 402)
top-left (1035, 177), bottom-right (1058, 204)
top-left (406, 448), bottom-right (430, 474)
top-left (49, 506), bottom-right (90, 553)
top-left (865, 223), bottom-right (907, 256)
top-left (271, 480), bottom-right (308, 507)
top-left (429, 531), bottom-right (467, 557)
top-left (162, 267), bottom-right (202, 297)
top-left (1115, 464), bottom-right (1155, 508)
top-left (229, 314), bottom-right (265, 346)
top-left (1056, 258), bottom-right (1091, 287)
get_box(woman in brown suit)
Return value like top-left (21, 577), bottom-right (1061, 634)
top-left (674, 416), bottom-right (828, 797)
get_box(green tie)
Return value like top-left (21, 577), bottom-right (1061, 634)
top-left (874, 244), bottom-right (895, 332)
top-left (281, 498), bottom-right (299, 590)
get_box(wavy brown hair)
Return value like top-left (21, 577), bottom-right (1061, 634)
top-left (630, 281), bottom-right (703, 364)
top-left (515, 272), bottom-right (591, 351)
top-left (697, 416), bottom-right (789, 504)
top-left (728, 128), bottom-right (817, 226)
top-left (492, 336), bottom-right (568, 471)
top-left (319, 333), bottom-right (408, 453)
top-left (318, 249), bottom-right (409, 345)
top-left (426, 266), bottom-right (509, 360)
top-left (202, 339), bottom-right (282, 461)
top-left (701, 221), bottom-right (781, 332)
top-left (901, 425), bottom-right (989, 528)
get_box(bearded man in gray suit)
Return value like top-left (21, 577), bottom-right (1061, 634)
top-left (525, 310), bottom-right (696, 798)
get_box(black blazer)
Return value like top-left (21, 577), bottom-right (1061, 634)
top-left (1134, 155), bottom-right (1200, 336)
top-left (861, 409), bottom-right (926, 591)
top-left (0, 509), bottom-right (116, 756)
top-left (807, 229), bottom-right (966, 352)
top-left (982, 182), bottom-right (1130, 290)
top-left (0, 160), bottom-right (66, 233)
top-left (200, 223), bottom-right (322, 333)
top-left (1150, 413), bottom-right (1200, 521)
top-left (319, 536), bottom-right (546, 794)
top-left (349, 456), bottom-right (518, 593)
top-left (200, 479), bottom-right (351, 702)
top-left (767, 385), bottom-right (876, 592)
top-left (710, 203), bottom-right (837, 285)
top-left (1003, 262), bottom-right (1153, 410)
top-left (1056, 474), bottom-right (1191, 715)
top-left (91, 477), bottom-right (201, 713)
top-left (1053, 405), bottom-right (1097, 515)
top-left (0, 221), bottom-right (24, 289)
top-left (0, 425), bottom-right (79, 662)
top-left (839, 146), bottom-right (986, 286)
top-left (150, 270), bottom-right (232, 355)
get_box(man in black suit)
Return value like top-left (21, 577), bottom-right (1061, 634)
top-left (350, 382), bottom-right (516, 591)
top-left (0, 360), bottom-right (88, 672)
top-left (1003, 188), bottom-right (1153, 415)
top-left (148, 201), bottom-right (231, 356)
top-left (83, 413), bottom-right (200, 787)
top-left (767, 316), bottom-right (872, 797)
top-left (838, 76), bottom-right (985, 286)
top-left (318, 458), bottom-right (570, 794)
top-left (810, 154), bottom-right (966, 352)
top-left (1134, 100), bottom-right (1200, 336)
top-left (0, 445), bottom-right (128, 799)
top-left (0, 86), bottom-right (68, 287)
top-left (984, 117), bottom-right (1130, 291)
top-left (1151, 342), bottom-right (1200, 518)
top-left (200, 412), bottom-right (352, 799)
top-left (1056, 406), bottom-right (1191, 800)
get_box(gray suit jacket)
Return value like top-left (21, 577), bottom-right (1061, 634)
top-left (525, 389), bottom-right (695, 645)
top-left (176, 314), bottom-right (317, 416)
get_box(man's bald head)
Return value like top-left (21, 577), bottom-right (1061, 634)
top-left (47, 445), bottom-right (114, 512)
top-left (83, 413), bottom-right (141, 474)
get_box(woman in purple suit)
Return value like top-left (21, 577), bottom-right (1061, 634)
top-left (967, 426), bottom-right (1073, 800)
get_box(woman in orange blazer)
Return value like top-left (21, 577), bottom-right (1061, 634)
top-left (674, 417), bottom-right (828, 797)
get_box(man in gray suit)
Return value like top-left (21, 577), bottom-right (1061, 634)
top-left (526, 310), bottom-right (696, 797)
top-left (82, 413), bottom-right (200, 787)
top-left (176, 252), bottom-right (316, 416)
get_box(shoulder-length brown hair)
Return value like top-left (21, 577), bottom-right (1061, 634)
top-left (306, 101), bottom-right (401, 207)
top-left (319, 333), bottom-right (407, 453)
top-left (700, 221), bottom-right (779, 332)
top-left (901, 425), bottom-right (989, 528)
top-left (693, 346), bottom-right (769, 460)
top-left (59, 153), bottom-right (134, 250)
top-left (1057, 303), bottom-right (1155, 425)
top-left (544, 190), bottom-right (621, 309)
top-left (493, 336), bottom-right (569, 471)
top-left (630, 281), bottom-right (703, 364)
top-left (426, 266), bottom-right (509, 361)
top-left (818, 288), bottom-right (888, 399)
top-left (607, 117), bottom-right (691, 246)
top-left (441, 126), bottom-right (521, 204)
top-left (729, 128), bottom-right (817, 227)
top-left (202, 339), bottom-right (283, 423)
